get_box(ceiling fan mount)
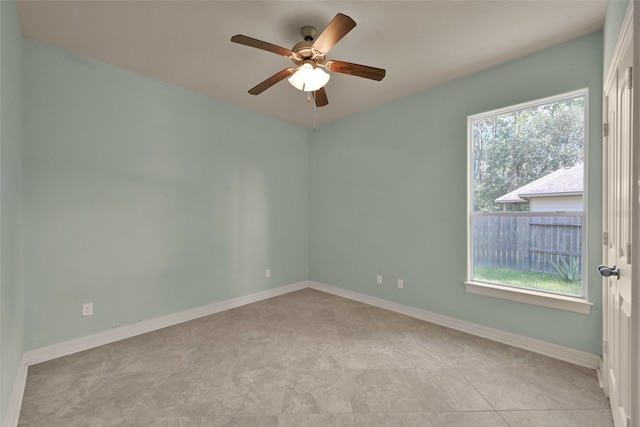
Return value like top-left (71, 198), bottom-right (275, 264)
top-left (230, 13), bottom-right (386, 107)
top-left (300, 25), bottom-right (317, 42)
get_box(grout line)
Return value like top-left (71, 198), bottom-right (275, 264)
top-left (278, 354), bottom-right (291, 414)
top-left (459, 369), bottom-right (497, 412)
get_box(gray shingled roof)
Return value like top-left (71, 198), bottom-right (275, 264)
top-left (495, 163), bottom-right (583, 204)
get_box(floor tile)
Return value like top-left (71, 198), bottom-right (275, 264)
top-left (17, 289), bottom-right (612, 426)
top-left (405, 368), bottom-right (492, 411)
top-left (278, 413), bottom-right (355, 426)
top-left (58, 371), bottom-right (170, 419)
top-left (180, 341), bottom-right (241, 372)
top-left (207, 368), bottom-right (287, 416)
top-left (235, 340), bottom-right (292, 370)
top-left (281, 370), bottom-right (352, 414)
top-left (341, 340), bottom-right (399, 369)
top-left (516, 364), bottom-right (610, 409)
top-left (18, 371), bottom-right (105, 424)
top-left (148, 366), bottom-right (228, 416)
top-left (390, 338), bottom-right (456, 369)
top-left (498, 409), bottom-right (615, 427)
top-left (428, 411), bottom-right (509, 427)
top-left (449, 335), bottom-right (538, 368)
top-left (27, 345), bottom-right (120, 377)
top-left (286, 341), bottom-right (344, 370)
top-left (462, 367), bottom-right (562, 410)
top-left (113, 349), bottom-right (187, 375)
top-left (353, 412), bottom-right (432, 427)
top-left (289, 322), bottom-right (340, 344)
top-left (201, 415), bottom-right (278, 426)
top-left (346, 369), bottom-right (423, 413)
top-left (336, 323), bottom-right (400, 342)
top-left (332, 305), bottom-right (376, 325)
top-left (96, 417), bottom-right (206, 426)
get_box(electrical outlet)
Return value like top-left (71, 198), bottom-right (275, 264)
top-left (397, 279), bottom-right (404, 289)
top-left (376, 275), bottom-right (382, 285)
top-left (82, 302), bottom-right (93, 316)
top-left (265, 269), bottom-right (271, 278)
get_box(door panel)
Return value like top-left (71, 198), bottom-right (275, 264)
top-left (603, 39), bottom-right (633, 427)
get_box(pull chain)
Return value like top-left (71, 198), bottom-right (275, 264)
top-left (305, 91), bottom-right (316, 131)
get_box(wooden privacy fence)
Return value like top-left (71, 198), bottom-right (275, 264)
top-left (472, 213), bottom-right (582, 274)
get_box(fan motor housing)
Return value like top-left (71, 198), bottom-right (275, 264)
top-left (291, 40), bottom-right (325, 67)
top-left (290, 25), bottom-right (326, 67)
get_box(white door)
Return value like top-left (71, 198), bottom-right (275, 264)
top-left (602, 27), bottom-right (634, 427)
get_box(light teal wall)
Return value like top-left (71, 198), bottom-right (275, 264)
top-left (309, 32), bottom-right (604, 354)
top-left (0, 0), bottom-right (25, 422)
top-left (603, 0), bottom-right (630, 73)
top-left (22, 39), bottom-right (309, 350)
top-left (4, 4), bottom-right (616, 389)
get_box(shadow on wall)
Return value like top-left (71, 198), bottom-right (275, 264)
top-left (218, 169), bottom-right (270, 295)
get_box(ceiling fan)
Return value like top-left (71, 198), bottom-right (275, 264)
top-left (230, 13), bottom-right (386, 107)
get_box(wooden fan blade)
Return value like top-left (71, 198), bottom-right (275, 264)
top-left (314, 87), bottom-right (329, 107)
top-left (231, 35), bottom-right (293, 57)
top-left (248, 68), bottom-right (296, 95)
top-left (325, 60), bottom-right (386, 81)
top-left (312, 13), bottom-right (356, 55)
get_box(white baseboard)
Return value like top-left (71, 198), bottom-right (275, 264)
top-left (3, 280), bottom-right (307, 427)
top-left (5, 279), bottom-right (603, 427)
top-left (309, 281), bottom-right (602, 370)
top-left (2, 356), bottom-right (28, 427)
top-left (23, 281), bottom-right (308, 367)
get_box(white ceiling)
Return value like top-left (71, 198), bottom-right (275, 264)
top-left (17, 1), bottom-right (606, 128)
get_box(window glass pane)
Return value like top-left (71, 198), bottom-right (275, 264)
top-left (469, 92), bottom-right (586, 297)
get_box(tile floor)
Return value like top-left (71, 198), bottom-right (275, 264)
top-left (18, 288), bottom-right (613, 426)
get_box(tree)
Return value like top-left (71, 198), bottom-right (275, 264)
top-left (472, 95), bottom-right (584, 212)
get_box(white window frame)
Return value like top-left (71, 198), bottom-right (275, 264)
top-left (465, 89), bottom-right (592, 315)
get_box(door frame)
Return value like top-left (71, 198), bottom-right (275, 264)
top-left (632, 4), bottom-right (639, 426)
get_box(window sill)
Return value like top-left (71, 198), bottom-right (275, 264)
top-left (464, 281), bottom-right (593, 315)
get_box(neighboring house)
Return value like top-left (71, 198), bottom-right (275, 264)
top-left (494, 163), bottom-right (583, 212)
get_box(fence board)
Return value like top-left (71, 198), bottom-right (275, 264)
top-left (473, 214), bottom-right (582, 274)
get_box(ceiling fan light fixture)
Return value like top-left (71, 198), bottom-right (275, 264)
top-left (231, 13), bottom-right (385, 107)
top-left (288, 63), bottom-right (330, 92)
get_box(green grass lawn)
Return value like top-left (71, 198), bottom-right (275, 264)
top-left (474, 266), bottom-right (581, 296)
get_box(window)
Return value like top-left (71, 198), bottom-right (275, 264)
top-left (467, 90), bottom-right (588, 305)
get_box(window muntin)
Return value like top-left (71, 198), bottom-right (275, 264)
top-left (469, 90), bottom-right (587, 298)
